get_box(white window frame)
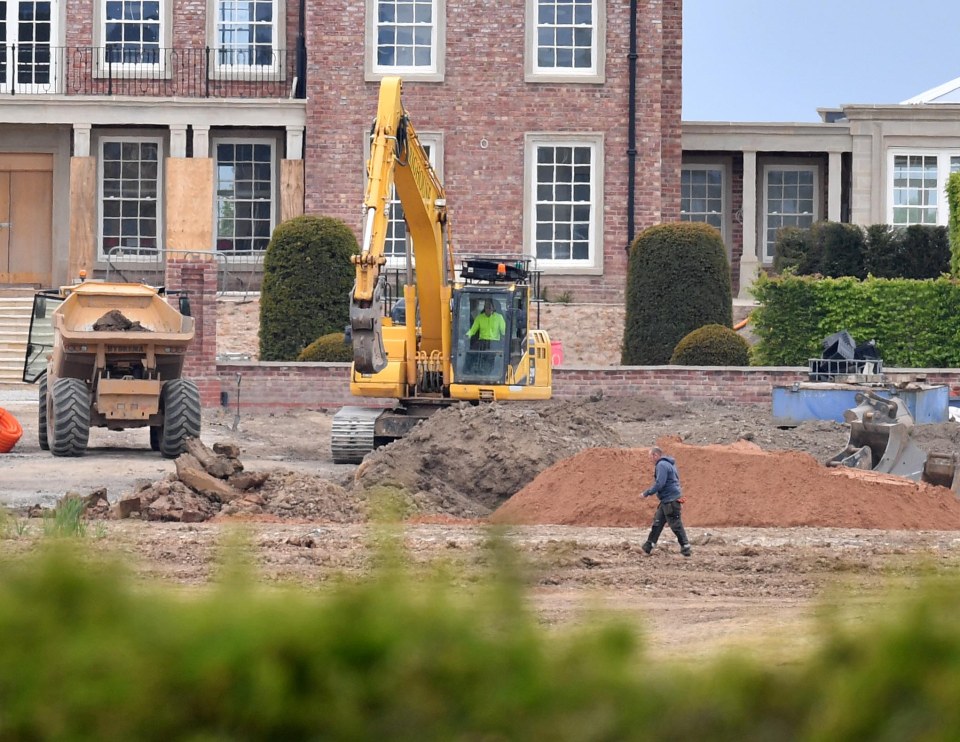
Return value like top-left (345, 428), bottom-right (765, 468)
top-left (97, 134), bottom-right (164, 262)
top-left (211, 136), bottom-right (278, 256)
top-left (524, 132), bottom-right (603, 275)
top-left (0, 0), bottom-right (61, 94)
top-left (94, 0), bottom-right (171, 78)
top-left (680, 163), bottom-right (727, 245)
top-left (525, 0), bottom-right (605, 83)
top-left (761, 163), bottom-right (819, 264)
top-left (365, 0), bottom-right (445, 82)
top-left (886, 148), bottom-right (960, 227)
top-left (206, 0), bottom-right (285, 80)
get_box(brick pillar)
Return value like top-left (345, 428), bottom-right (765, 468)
top-left (165, 259), bottom-right (219, 407)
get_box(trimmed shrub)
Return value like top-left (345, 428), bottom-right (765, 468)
top-left (771, 226), bottom-right (810, 274)
top-left (297, 332), bottom-right (353, 362)
top-left (815, 221), bottom-right (866, 279)
top-left (899, 224), bottom-right (950, 279)
top-left (862, 224), bottom-right (901, 278)
top-left (259, 215), bottom-right (359, 361)
top-left (622, 222), bottom-right (732, 365)
top-left (777, 221), bottom-right (948, 280)
top-left (670, 324), bottom-right (750, 366)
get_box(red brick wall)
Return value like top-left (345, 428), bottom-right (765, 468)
top-left (304, 0), bottom-right (682, 304)
top-left (216, 362), bottom-right (960, 412)
top-left (166, 260), bottom-right (221, 406)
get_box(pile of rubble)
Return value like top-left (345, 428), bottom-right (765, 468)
top-left (50, 439), bottom-right (357, 524)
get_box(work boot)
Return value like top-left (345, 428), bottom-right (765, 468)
top-left (680, 544), bottom-right (692, 557)
top-left (641, 541), bottom-right (653, 555)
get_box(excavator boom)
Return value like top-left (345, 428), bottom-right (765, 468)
top-left (350, 77), bottom-right (450, 374)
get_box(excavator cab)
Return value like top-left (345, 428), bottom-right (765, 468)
top-left (452, 289), bottom-right (519, 384)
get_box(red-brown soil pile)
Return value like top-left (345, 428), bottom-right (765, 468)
top-left (490, 438), bottom-right (960, 530)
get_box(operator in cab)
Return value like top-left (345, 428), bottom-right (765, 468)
top-left (466, 299), bottom-right (505, 350)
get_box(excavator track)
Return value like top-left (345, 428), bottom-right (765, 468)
top-left (331, 406), bottom-right (383, 463)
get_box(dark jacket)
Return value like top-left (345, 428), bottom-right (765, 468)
top-left (643, 455), bottom-right (682, 503)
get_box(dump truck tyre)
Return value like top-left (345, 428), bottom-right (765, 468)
top-left (38, 375), bottom-right (49, 450)
top-left (159, 379), bottom-right (201, 458)
top-left (50, 377), bottom-right (90, 457)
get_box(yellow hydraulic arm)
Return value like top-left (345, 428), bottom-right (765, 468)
top-left (350, 76), bottom-right (453, 375)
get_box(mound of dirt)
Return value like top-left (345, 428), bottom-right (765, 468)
top-left (354, 401), bottom-right (623, 513)
top-left (490, 438), bottom-right (960, 531)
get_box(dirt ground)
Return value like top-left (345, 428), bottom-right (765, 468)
top-left (4, 375), bottom-right (960, 664)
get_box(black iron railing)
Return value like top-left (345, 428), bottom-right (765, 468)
top-left (0, 45), bottom-right (305, 98)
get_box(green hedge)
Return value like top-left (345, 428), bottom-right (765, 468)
top-left (948, 171), bottom-right (960, 277)
top-left (751, 273), bottom-right (960, 367)
top-left (259, 215), bottom-right (358, 361)
top-left (9, 544), bottom-right (960, 738)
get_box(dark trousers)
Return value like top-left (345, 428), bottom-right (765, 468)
top-left (646, 500), bottom-right (688, 547)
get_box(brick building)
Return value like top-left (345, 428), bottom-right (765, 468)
top-left (0, 0), bottom-right (682, 304)
top-left (304, 0), bottom-right (682, 304)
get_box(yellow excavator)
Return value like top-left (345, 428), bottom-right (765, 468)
top-left (332, 77), bottom-right (553, 462)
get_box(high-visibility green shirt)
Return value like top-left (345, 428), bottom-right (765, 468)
top-left (467, 311), bottom-right (506, 341)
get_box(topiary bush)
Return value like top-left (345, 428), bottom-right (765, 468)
top-left (297, 333), bottom-right (353, 362)
top-left (898, 224), bottom-right (950, 279)
top-left (622, 222), bottom-right (732, 365)
top-left (259, 215), bottom-right (358, 361)
top-left (670, 324), bottom-right (751, 366)
top-left (815, 221), bottom-right (866, 279)
top-left (948, 171), bottom-right (960, 277)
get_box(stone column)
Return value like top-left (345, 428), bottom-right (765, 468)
top-left (738, 150), bottom-right (759, 299)
top-left (828, 151), bottom-right (842, 222)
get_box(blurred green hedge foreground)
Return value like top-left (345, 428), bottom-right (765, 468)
top-left (2, 540), bottom-right (960, 741)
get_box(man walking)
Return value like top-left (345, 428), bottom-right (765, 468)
top-left (641, 446), bottom-right (691, 557)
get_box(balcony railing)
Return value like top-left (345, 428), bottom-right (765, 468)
top-left (0, 45), bottom-right (305, 98)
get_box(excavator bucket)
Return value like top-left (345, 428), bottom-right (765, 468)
top-left (923, 452), bottom-right (960, 493)
top-left (826, 391), bottom-right (925, 480)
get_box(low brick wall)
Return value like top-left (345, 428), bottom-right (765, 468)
top-left (216, 363), bottom-right (960, 412)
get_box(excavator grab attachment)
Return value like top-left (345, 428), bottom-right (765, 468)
top-left (350, 277), bottom-right (388, 375)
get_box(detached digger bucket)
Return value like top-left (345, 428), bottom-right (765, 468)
top-left (923, 452), bottom-right (960, 493)
top-left (826, 391), bottom-right (927, 481)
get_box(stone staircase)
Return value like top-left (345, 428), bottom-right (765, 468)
top-left (0, 289), bottom-right (38, 383)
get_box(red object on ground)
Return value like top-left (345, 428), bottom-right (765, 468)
top-left (0, 407), bottom-right (23, 453)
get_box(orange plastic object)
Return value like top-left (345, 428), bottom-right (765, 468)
top-left (0, 407), bottom-right (23, 453)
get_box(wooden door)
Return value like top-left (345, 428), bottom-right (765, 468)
top-left (0, 154), bottom-right (53, 286)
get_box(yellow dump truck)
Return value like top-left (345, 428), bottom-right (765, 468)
top-left (22, 281), bottom-right (200, 458)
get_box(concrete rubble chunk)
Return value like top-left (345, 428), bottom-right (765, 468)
top-left (175, 452), bottom-right (242, 502)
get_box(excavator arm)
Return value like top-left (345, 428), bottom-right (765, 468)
top-left (351, 77), bottom-right (452, 374)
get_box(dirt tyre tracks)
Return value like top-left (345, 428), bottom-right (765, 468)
top-left (37, 375), bottom-right (49, 451)
top-left (159, 379), bottom-right (201, 458)
top-left (50, 377), bottom-right (90, 457)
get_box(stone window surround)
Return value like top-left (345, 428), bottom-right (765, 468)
top-left (885, 147), bottom-right (960, 227)
top-left (364, 0), bottom-right (446, 82)
top-left (95, 130), bottom-right (165, 261)
top-left (93, 0), bottom-right (173, 78)
top-left (680, 158), bottom-right (732, 251)
top-left (205, 0), bottom-right (287, 81)
top-left (523, 131), bottom-right (603, 276)
top-left (760, 160), bottom-right (820, 265)
top-left (524, 0), bottom-right (605, 84)
top-left (210, 132), bottom-right (282, 255)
